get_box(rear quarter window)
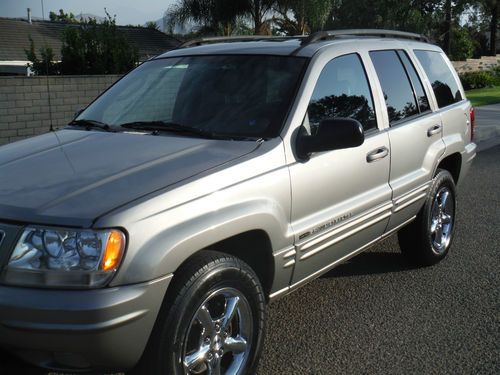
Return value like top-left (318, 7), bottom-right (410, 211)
top-left (414, 50), bottom-right (463, 108)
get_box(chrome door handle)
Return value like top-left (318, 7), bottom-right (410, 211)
top-left (366, 146), bottom-right (389, 163)
top-left (427, 124), bottom-right (442, 137)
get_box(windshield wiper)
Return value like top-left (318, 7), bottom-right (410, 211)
top-left (119, 121), bottom-right (220, 139)
top-left (69, 119), bottom-right (115, 132)
top-left (120, 121), bottom-right (264, 141)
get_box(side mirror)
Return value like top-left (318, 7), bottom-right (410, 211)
top-left (296, 118), bottom-right (365, 159)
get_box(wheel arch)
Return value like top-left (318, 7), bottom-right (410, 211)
top-left (174, 230), bottom-right (275, 299)
top-left (435, 152), bottom-right (462, 184)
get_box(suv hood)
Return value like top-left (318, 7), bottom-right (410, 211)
top-left (0, 130), bottom-right (259, 227)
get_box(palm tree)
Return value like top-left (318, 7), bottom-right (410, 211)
top-left (165, 0), bottom-right (249, 36)
top-left (245, 0), bottom-right (276, 34)
top-left (273, 0), bottom-right (333, 35)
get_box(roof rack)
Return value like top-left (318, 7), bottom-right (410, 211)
top-left (301, 29), bottom-right (430, 46)
top-left (179, 35), bottom-right (300, 48)
top-left (177, 29), bottom-right (430, 54)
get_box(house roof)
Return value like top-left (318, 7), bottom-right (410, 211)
top-left (0, 18), bottom-right (181, 63)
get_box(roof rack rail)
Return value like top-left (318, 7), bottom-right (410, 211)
top-left (179, 35), bottom-right (300, 48)
top-left (301, 29), bottom-right (430, 46)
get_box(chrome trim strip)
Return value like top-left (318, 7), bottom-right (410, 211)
top-left (292, 237), bottom-right (381, 293)
top-left (269, 215), bottom-right (418, 302)
top-left (381, 215), bottom-right (417, 239)
top-left (283, 249), bottom-right (296, 259)
top-left (269, 285), bottom-right (289, 300)
top-left (299, 202), bottom-right (393, 252)
top-left (393, 183), bottom-right (429, 209)
top-left (273, 245), bottom-right (295, 257)
top-left (284, 259), bottom-right (295, 268)
top-left (299, 211), bottom-right (391, 260)
top-left (394, 192), bottom-right (427, 213)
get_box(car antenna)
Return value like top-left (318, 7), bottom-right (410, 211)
top-left (39, 0), bottom-right (54, 132)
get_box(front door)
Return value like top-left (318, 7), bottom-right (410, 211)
top-left (288, 53), bottom-right (392, 284)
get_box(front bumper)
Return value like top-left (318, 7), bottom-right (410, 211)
top-left (0, 274), bottom-right (172, 372)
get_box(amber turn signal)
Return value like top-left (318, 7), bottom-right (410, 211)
top-left (102, 230), bottom-right (126, 271)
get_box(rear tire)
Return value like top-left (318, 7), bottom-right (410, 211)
top-left (398, 169), bottom-right (456, 266)
top-left (132, 251), bottom-right (266, 375)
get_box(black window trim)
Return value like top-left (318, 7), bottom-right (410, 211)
top-left (395, 50), bottom-right (432, 116)
top-left (305, 52), bottom-right (380, 134)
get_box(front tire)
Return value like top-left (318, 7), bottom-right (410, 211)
top-left (398, 169), bottom-right (457, 266)
top-left (134, 251), bottom-right (266, 375)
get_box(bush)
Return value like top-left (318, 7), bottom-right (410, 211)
top-left (460, 71), bottom-right (496, 90)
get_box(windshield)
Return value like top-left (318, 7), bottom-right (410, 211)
top-left (76, 55), bottom-right (307, 139)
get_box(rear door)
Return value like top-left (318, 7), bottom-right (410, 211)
top-left (368, 49), bottom-right (445, 231)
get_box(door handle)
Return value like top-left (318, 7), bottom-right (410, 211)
top-left (427, 124), bottom-right (442, 137)
top-left (366, 146), bottom-right (389, 163)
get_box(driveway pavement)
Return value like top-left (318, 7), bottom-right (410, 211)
top-left (475, 103), bottom-right (500, 151)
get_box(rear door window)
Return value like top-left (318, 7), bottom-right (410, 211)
top-left (414, 50), bottom-right (463, 108)
top-left (369, 50), bottom-right (419, 124)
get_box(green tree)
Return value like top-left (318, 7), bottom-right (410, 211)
top-left (165, 0), bottom-right (249, 36)
top-left (245, 0), bottom-right (275, 34)
top-left (25, 36), bottom-right (60, 75)
top-left (165, 0), bottom-right (277, 35)
top-left (49, 9), bottom-right (79, 23)
top-left (450, 25), bottom-right (475, 60)
top-left (59, 12), bottom-right (139, 75)
top-left (146, 21), bottom-right (160, 30)
top-left (273, 0), bottom-right (333, 35)
top-left (475, 0), bottom-right (499, 55)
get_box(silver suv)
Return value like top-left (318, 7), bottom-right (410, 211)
top-left (0, 30), bottom-right (476, 374)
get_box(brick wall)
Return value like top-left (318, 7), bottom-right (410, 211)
top-left (0, 75), bottom-right (121, 145)
top-left (452, 54), bottom-right (500, 74)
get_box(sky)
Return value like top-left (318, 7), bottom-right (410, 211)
top-left (0, 0), bottom-right (176, 25)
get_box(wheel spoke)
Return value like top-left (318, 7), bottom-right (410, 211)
top-left (207, 357), bottom-right (222, 375)
top-left (197, 305), bottom-right (215, 336)
top-left (441, 213), bottom-right (452, 224)
top-left (430, 218), bottom-right (439, 234)
top-left (221, 296), bottom-right (240, 331)
top-left (184, 345), bottom-right (210, 372)
top-left (435, 225), bottom-right (444, 246)
top-left (224, 336), bottom-right (248, 354)
top-left (440, 190), bottom-right (449, 208)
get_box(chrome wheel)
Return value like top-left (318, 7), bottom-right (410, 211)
top-left (182, 288), bottom-right (253, 375)
top-left (430, 186), bottom-right (454, 254)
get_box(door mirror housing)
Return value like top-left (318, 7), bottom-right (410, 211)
top-left (296, 118), bottom-right (365, 159)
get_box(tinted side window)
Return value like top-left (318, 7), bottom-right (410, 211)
top-left (414, 50), bottom-right (463, 108)
top-left (306, 54), bottom-right (376, 133)
top-left (397, 51), bottom-right (431, 113)
top-left (370, 50), bottom-right (418, 124)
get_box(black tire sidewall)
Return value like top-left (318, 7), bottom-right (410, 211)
top-left (420, 169), bottom-right (457, 263)
top-left (158, 254), bottom-right (266, 375)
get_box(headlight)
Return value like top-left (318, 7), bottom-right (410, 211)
top-left (1, 227), bottom-right (126, 288)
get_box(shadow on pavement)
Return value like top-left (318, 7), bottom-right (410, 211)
top-left (321, 250), bottom-right (418, 279)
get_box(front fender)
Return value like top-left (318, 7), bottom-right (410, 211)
top-left (119, 197), bottom-right (290, 286)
